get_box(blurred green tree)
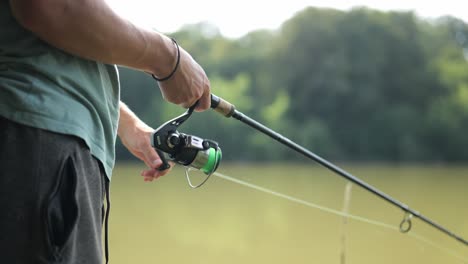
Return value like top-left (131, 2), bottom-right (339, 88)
top-left (115, 7), bottom-right (468, 163)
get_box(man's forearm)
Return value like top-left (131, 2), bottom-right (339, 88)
top-left (118, 101), bottom-right (140, 137)
top-left (10, 0), bottom-right (212, 111)
top-left (10, 0), bottom-right (174, 76)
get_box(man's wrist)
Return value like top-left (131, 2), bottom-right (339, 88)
top-left (151, 38), bottom-right (180, 82)
top-left (149, 33), bottom-right (180, 78)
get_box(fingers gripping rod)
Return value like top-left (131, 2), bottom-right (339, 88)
top-left (209, 94), bottom-right (468, 246)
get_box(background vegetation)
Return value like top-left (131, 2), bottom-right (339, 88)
top-left (117, 7), bottom-right (468, 163)
top-left (112, 8), bottom-right (468, 262)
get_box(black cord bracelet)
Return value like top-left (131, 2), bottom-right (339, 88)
top-left (152, 38), bottom-right (180, 82)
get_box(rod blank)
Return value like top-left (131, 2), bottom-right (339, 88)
top-left (210, 94), bottom-right (468, 246)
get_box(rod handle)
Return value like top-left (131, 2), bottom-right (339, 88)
top-left (210, 94), bottom-right (236, 117)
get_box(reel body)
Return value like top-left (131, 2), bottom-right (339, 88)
top-left (151, 106), bottom-right (221, 187)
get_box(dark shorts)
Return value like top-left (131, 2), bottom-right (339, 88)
top-left (0, 116), bottom-right (109, 264)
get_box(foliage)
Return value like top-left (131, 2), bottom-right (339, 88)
top-left (117, 7), bottom-right (468, 162)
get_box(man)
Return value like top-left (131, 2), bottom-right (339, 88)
top-left (0, 0), bottom-right (211, 263)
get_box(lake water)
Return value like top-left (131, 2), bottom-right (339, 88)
top-left (109, 163), bottom-right (468, 264)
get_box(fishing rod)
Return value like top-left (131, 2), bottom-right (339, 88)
top-left (151, 94), bottom-right (468, 246)
top-left (210, 94), bottom-right (468, 246)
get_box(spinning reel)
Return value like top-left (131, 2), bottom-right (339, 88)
top-left (151, 105), bottom-right (222, 188)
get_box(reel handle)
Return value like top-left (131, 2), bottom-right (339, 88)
top-left (210, 94), bottom-right (236, 117)
top-left (155, 149), bottom-right (171, 171)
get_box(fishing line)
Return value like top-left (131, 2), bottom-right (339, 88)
top-left (213, 171), bottom-right (468, 262)
top-left (151, 94), bottom-right (468, 252)
top-left (208, 94), bottom-right (468, 246)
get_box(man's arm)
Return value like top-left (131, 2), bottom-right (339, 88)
top-left (118, 102), bottom-right (169, 181)
top-left (9, 0), bottom-right (211, 110)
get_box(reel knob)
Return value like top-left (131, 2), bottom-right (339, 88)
top-left (168, 133), bottom-right (181, 148)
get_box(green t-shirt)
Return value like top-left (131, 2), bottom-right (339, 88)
top-left (0, 2), bottom-right (120, 179)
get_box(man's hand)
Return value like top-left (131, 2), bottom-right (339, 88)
top-left (154, 41), bottom-right (211, 112)
top-left (118, 102), bottom-right (171, 182)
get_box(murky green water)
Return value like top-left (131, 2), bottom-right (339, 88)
top-left (109, 163), bottom-right (468, 264)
